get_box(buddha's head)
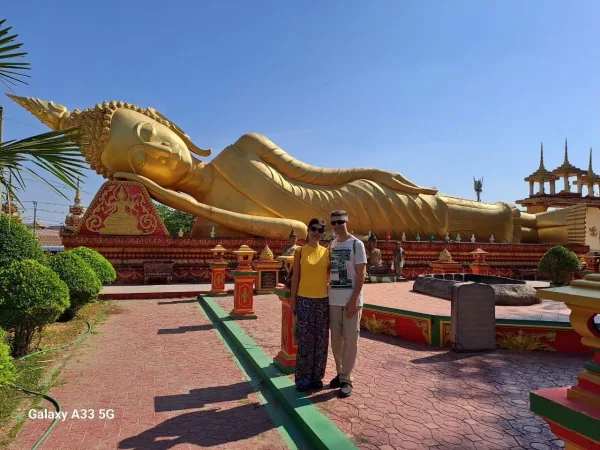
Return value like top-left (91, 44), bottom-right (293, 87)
top-left (8, 95), bottom-right (211, 187)
top-left (100, 108), bottom-right (201, 187)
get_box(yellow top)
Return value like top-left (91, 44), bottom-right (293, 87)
top-left (297, 244), bottom-right (329, 299)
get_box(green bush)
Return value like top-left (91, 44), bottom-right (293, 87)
top-left (537, 245), bottom-right (581, 286)
top-left (49, 251), bottom-right (102, 320)
top-left (0, 259), bottom-right (70, 357)
top-left (0, 329), bottom-right (15, 385)
top-left (0, 214), bottom-right (44, 270)
top-left (70, 247), bottom-right (116, 285)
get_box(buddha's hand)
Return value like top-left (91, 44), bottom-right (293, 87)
top-left (371, 170), bottom-right (438, 195)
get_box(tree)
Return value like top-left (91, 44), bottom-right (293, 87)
top-left (537, 245), bottom-right (581, 286)
top-left (155, 203), bottom-right (195, 236)
top-left (0, 19), bottom-right (87, 203)
top-left (49, 251), bottom-right (102, 321)
top-left (0, 259), bottom-right (70, 356)
top-left (70, 247), bottom-right (116, 285)
top-left (0, 213), bottom-right (44, 270)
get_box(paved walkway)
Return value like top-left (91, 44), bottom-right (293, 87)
top-left (365, 282), bottom-right (577, 323)
top-left (215, 294), bottom-right (589, 450)
top-left (10, 297), bottom-right (288, 450)
top-left (100, 284), bottom-right (235, 299)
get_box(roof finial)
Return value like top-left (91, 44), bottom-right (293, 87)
top-left (589, 147), bottom-right (594, 175)
top-left (539, 142), bottom-right (545, 170)
top-left (74, 177), bottom-right (82, 205)
top-left (563, 138), bottom-right (569, 164)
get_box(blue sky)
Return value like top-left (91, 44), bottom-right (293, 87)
top-left (2, 1), bottom-right (599, 227)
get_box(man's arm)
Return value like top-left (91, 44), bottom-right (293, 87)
top-left (346, 240), bottom-right (368, 318)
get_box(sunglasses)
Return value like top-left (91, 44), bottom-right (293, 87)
top-left (331, 220), bottom-right (347, 226)
top-left (310, 226), bottom-right (325, 233)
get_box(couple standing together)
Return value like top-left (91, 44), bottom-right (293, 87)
top-left (290, 210), bottom-right (367, 398)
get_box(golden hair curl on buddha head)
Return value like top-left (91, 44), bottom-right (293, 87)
top-left (6, 95), bottom-right (211, 187)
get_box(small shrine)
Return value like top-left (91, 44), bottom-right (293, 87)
top-left (254, 245), bottom-right (282, 294)
top-left (516, 140), bottom-right (600, 213)
top-left (429, 248), bottom-right (462, 274)
top-left (470, 248), bottom-right (490, 275)
top-left (64, 179), bottom-right (86, 232)
top-left (1, 199), bottom-right (21, 223)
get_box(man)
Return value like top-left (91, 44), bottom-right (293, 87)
top-left (328, 210), bottom-right (367, 398)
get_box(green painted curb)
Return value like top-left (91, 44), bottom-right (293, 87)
top-left (274, 360), bottom-right (295, 374)
top-left (530, 391), bottom-right (600, 442)
top-left (196, 301), bottom-right (307, 450)
top-left (199, 295), bottom-right (358, 450)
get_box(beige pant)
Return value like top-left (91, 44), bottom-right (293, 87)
top-left (329, 305), bottom-right (362, 385)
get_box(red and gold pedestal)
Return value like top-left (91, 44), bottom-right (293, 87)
top-left (231, 270), bottom-right (258, 319)
top-left (209, 261), bottom-right (229, 296)
top-left (273, 287), bottom-right (297, 373)
top-left (209, 244), bottom-right (229, 296)
top-left (469, 248), bottom-right (490, 275)
top-left (530, 274), bottom-right (600, 449)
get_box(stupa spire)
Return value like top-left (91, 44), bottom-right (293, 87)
top-left (589, 148), bottom-right (594, 175)
top-left (74, 177), bottom-right (82, 205)
top-left (563, 138), bottom-right (569, 164)
top-left (539, 143), bottom-right (546, 170)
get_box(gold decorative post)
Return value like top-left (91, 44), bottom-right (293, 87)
top-left (530, 274), bottom-right (600, 448)
top-left (230, 245), bottom-right (257, 319)
top-left (470, 248), bottom-right (490, 275)
top-left (209, 244), bottom-right (228, 296)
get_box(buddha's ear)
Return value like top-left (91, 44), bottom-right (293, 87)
top-left (182, 134), bottom-right (212, 158)
top-left (147, 107), bottom-right (212, 158)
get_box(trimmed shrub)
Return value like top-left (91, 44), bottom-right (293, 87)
top-left (0, 214), bottom-right (44, 270)
top-left (537, 245), bottom-right (581, 286)
top-left (70, 247), bottom-right (116, 285)
top-left (0, 329), bottom-right (16, 385)
top-left (49, 251), bottom-right (102, 320)
top-left (0, 259), bottom-right (70, 357)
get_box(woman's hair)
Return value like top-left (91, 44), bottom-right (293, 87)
top-left (307, 218), bottom-right (326, 230)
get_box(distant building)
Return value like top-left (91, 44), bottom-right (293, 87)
top-left (516, 140), bottom-right (600, 213)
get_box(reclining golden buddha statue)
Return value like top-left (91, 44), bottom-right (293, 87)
top-left (9, 94), bottom-right (583, 243)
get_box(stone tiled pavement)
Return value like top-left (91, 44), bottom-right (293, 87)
top-left (366, 282), bottom-right (574, 323)
top-left (10, 298), bottom-right (287, 450)
top-left (215, 291), bottom-right (591, 450)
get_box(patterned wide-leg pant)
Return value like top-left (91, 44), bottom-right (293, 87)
top-left (295, 296), bottom-right (330, 388)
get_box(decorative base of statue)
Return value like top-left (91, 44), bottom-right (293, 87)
top-left (230, 270), bottom-right (258, 319)
top-left (273, 287), bottom-right (297, 373)
top-left (530, 274), bottom-right (600, 450)
top-left (254, 260), bottom-right (282, 295)
top-left (209, 261), bottom-right (229, 296)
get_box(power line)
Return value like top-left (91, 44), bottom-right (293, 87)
top-left (21, 177), bottom-right (93, 195)
top-left (20, 200), bottom-right (70, 207)
top-left (2, 116), bottom-right (48, 132)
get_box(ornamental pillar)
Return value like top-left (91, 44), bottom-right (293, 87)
top-left (530, 274), bottom-right (600, 449)
top-left (273, 286), bottom-right (297, 373)
top-left (209, 245), bottom-right (228, 296)
top-left (230, 245), bottom-right (257, 319)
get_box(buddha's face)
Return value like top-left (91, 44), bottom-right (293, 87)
top-left (101, 109), bottom-right (194, 187)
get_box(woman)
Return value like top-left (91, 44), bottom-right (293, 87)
top-left (290, 218), bottom-right (330, 392)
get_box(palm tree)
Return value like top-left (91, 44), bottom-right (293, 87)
top-left (0, 19), bottom-right (86, 204)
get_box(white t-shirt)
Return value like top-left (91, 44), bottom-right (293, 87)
top-left (328, 236), bottom-right (367, 306)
